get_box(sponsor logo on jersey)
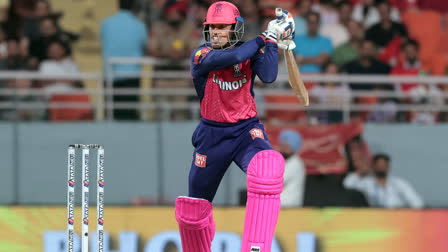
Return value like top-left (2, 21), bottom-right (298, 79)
top-left (195, 153), bottom-right (207, 168)
top-left (250, 128), bottom-right (265, 140)
top-left (212, 74), bottom-right (247, 91)
top-left (233, 64), bottom-right (243, 77)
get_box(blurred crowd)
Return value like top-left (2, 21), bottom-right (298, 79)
top-left (1, 0), bottom-right (448, 122)
top-left (135, 0), bottom-right (448, 124)
top-left (0, 0), bottom-right (83, 120)
top-left (237, 130), bottom-right (424, 209)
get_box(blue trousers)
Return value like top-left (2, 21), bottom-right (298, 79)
top-left (188, 117), bottom-right (272, 202)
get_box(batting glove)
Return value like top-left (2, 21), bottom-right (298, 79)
top-left (262, 30), bottom-right (278, 42)
top-left (278, 40), bottom-right (296, 50)
top-left (279, 10), bottom-right (295, 40)
top-left (267, 19), bottom-right (294, 41)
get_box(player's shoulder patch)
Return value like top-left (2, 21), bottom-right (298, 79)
top-left (194, 47), bottom-right (211, 65)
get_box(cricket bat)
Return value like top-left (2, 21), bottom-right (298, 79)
top-left (275, 8), bottom-right (309, 106)
top-left (284, 49), bottom-right (309, 106)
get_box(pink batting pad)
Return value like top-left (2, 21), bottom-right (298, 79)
top-left (241, 150), bottom-right (285, 252)
top-left (175, 196), bottom-right (216, 252)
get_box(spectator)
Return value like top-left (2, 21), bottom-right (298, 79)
top-left (149, 0), bottom-right (195, 61)
top-left (336, 0), bottom-right (353, 28)
top-left (365, 0), bottom-right (408, 49)
top-left (312, 0), bottom-right (339, 26)
top-left (101, 0), bottom-right (148, 120)
top-left (190, 0), bottom-right (208, 45)
top-left (408, 84), bottom-right (443, 124)
top-left (345, 136), bottom-right (371, 175)
top-left (293, 0), bottom-right (312, 36)
top-left (352, 0), bottom-right (400, 28)
top-left (8, 0), bottom-right (35, 19)
top-left (4, 0), bottom-right (27, 38)
top-left (342, 40), bottom-right (391, 120)
top-left (391, 40), bottom-right (422, 98)
top-left (320, 1), bottom-right (351, 48)
top-left (278, 130), bottom-right (305, 207)
top-left (239, 0), bottom-right (260, 39)
top-left (309, 63), bottom-right (351, 123)
top-left (0, 78), bottom-right (45, 121)
top-left (147, 0), bottom-right (167, 28)
top-left (21, 0), bottom-right (51, 42)
top-left (0, 25), bottom-right (8, 60)
top-left (389, 39), bottom-right (443, 123)
top-left (366, 96), bottom-right (398, 122)
top-left (389, 0), bottom-right (419, 11)
top-left (38, 38), bottom-right (81, 98)
top-left (332, 19), bottom-right (363, 67)
top-left (342, 40), bottom-right (390, 91)
top-left (132, 0), bottom-right (151, 27)
top-left (149, 0), bottom-right (198, 120)
top-left (28, 16), bottom-right (71, 63)
top-left (344, 153), bottom-right (424, 209)
top-left (293, 12), bottom-right (333, 73)
top-left (0, 38), bottom-right (31, 70)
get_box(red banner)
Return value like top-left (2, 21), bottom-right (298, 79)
top-left (266, 122), bottom-right (363, 174)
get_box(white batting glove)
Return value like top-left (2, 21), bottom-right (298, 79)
top-left (279, 10), bottom-right (295, 40)
top-left (273, 9), bottom-right (295, 40)
top-left (261, 30), bottom-right (277, 42)
top-left (267, 19), bottom-right (295, 41)
top-left (266, 19), bottom-right (280, 41)
top-left (278, 40), bottom-right (296, 50)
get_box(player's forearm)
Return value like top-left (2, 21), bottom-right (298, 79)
top-left (195, 36), bottom-right (266, 75)
top-left (254, 42), bottom-right (278, 83)
top-left (217, 36), bottom-right (266, 65)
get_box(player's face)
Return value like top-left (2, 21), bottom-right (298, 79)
top-left (209, 24), bottom-right (233, 49)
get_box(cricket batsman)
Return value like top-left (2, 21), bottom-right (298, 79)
top-left (174, 1), bottom-right (295, 251)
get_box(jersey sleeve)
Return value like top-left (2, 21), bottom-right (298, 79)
top-left (191, 36), bottom-right (266, 78)
top-left (251, 41), bottom-right (278, 83)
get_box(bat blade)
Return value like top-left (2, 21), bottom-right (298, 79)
top-left (284, 49), bottom-right (309, 106)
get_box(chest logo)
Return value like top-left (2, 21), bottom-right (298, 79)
top-left (233, 64), bottom-right (243, 77)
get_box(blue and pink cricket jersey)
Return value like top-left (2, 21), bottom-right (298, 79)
top-left (188, 36), bottom-right (279, 202)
